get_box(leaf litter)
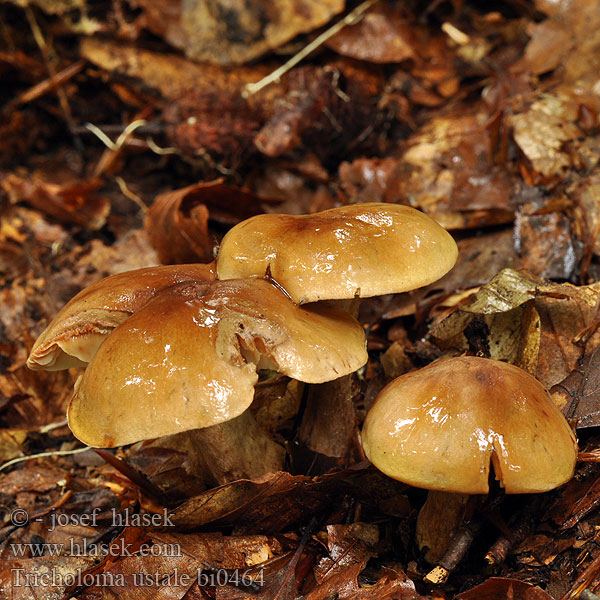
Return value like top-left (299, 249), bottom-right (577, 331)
top-left (2, 0), bottom-right (600, 598)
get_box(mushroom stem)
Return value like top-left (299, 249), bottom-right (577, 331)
top-left (157, 410), bottom-right (286, 486)
top-left (298, 298), bottom-right (361, 459)
top-left (416, 491), bottom-right (471, 564)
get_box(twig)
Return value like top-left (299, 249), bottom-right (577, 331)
top-left (38, 418), bottom-right (68, 434)
top-left (560, 553), bottom-right (600, 600)
top-left (243, 0), bottom-right (380, 97)
top-left (424, 519), bottom-right (482, 585)
top-left (484, 497), bottom-right (540, 566)
top-left (24, 5), bottom-right (83, 153)
top-left (0, 447), bottom-right (92, 473)
top-left (17, 59), bottom-right (85, 105)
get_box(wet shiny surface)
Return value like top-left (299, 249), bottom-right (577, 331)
top-left (361, 356), bottom-right (578, 494)
top-left (216, 203), bottom-right (458, 304)
top-left (28, 263), bottom-right (216, 370)
top-left (68, 278), bottom-right (367, 447)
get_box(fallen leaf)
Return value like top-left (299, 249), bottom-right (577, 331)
top-left (171, 467), bottom-right (404, 533)
top-left (146, 183), bottom-right (215, 264)
top-left (551, 346), bottom-right (600, 428)
top-left (395, 111), bottom-right (515, 229)
top-left (547, 465), bottom-right (600, 529)
top-left (2, 173), bottom-right (110, 231)
top-left (326, 4), bottom-right (416, 63)
top-left (314, 523), bottom-right (379, 584)
top-left (431, 268), bottom-right (600, 387)
top-left (508, 94), bottom-right (583, 180)
top-left (0, 556), bottom-right (96, 600)
top-left (308, 565), bottom-right (419, 600)
top-left (179, 0), bottom-right (345, 65)
top-left (456, 577), bottom-right (554, 599)
top-left (514, 204), bottom-right (579, 280)
top-left (254, 62), bottom-right (383, 159)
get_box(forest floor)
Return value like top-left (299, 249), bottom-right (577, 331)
top-left (1, 0), bottom-right (600, 598)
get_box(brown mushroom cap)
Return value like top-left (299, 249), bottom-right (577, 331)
top-left (216, 203), bottom-right (458, 304)
top-left (361, 356), bottom-right (578, 494)
top-left (68, 278), bottom-right (367, 447)
top-left (27, 263), bottom-right (216, 371)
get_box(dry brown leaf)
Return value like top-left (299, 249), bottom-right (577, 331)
top-left (547, 466), bottom-right (600, 529)
top-left (395, 111), bottom-right (514, 229)
top-left (514, 205), bottom-right (579, 280)
top-left (552, 346), bottom-right (600, 428)
top-left (2, 173), bottom-right (110, 231)
top-left (308, 565), bottom-right (419, 600)
top-left (146, 184), bottom-right (214, 264)
top-left (569, 173), bottom-right (600, 257)
top-left (0, 464), bottom-right (70, 495)
top-left (314, 523), bottom-right (378, 584)
top-left (172, 467), bottom-right (403, 533)
top-left (457, 577), bottom-right (554, 599)
top-left (0, 557), bottom-right (96, 600)
top-left (79, 38), bottom-right (279, 105)
top-left (431, 268), bottom-right (600, 388)
top-left (254, 63), bottom-right (383, 159)
top-left (508, 94), bottom-right (583, 180)
top-left (0, 429), bottom-right (26, 463)
top-left (179, 0), bottom-right (345, 65)
top-left (326, 4), bottom-right (416, 63)
top-left (516, 20), bottom-right (573, 76)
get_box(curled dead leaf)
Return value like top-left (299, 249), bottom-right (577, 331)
top-left (146, 181), bottom-right (268, 264)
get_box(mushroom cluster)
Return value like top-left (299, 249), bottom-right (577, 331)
top-left (361, 355), bottom-right (578, 582)
top-left (216, 202), bottom-right (458, 457)
top-left (28, 202), bottom-right (458, 482)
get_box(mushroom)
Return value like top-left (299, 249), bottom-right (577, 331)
top-left (30, 275), bottom-right (367, 484)
top-left (216, 202), bottom-right (458, 304)
top-left (28, 262), bottom-right (216, 371)
top-left (361, 356), bottom-right (578, 582)
top-left (216, 202), bottom-right (458, 458)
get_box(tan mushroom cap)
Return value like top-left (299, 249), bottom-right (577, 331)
top-left (216, 203), bottom-right (458, 304)
top-left (27, 263), bottom-right (216, 371)
top-left (361, 356), bottom-right (578, 495)
top-left (68, 278), bottom-right (368, 447)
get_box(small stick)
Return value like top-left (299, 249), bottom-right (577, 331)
top-left (243, 0), bottom-right (380, 97)
top-left (484, 497), bottom-right (540, 566)
top-left (560, 553), bottom-right (600, 600)
top-left (24, 6), bottom-right (83, 153)
top-left (424, 519), bottom-right (482, 585)
top-left (17, 59), bottom-right (85, 105)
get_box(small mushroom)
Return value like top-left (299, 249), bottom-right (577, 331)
top-left (216, 202), bottom-right (458, 304)
top-left (216, 202), bottom-right (458, 458)
top-left (28, 262), bottom-right (216, 371)
top-left (361, 356), bottom-right (578, 581)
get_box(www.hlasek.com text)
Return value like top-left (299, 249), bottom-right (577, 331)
top-left (11, 537), bottom-right (180, 558)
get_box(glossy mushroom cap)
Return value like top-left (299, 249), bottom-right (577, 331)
top-left (216, 203), bottom-right (458, 304)
top-left (361, 356), bottom-right (578, 494)
top-left (27, 263), bottom-right (216, 371)
top-left (68, 278), bottom-right (368, 447)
